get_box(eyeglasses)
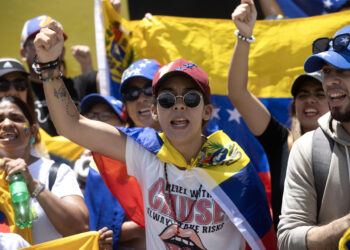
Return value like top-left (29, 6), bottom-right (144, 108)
top-left (0, 79), bottom-right (27, 92)
top-left (157, 92), bottom-right (202, 109)
top-left (122, 85), bottom-right (152, 101)
top-left (312, 33), bottom-right (350, 54)
top-left (85, 111), bottom-right (115, 122)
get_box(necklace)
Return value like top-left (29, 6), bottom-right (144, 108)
top-left (164, 163), bottom-right (202, 235)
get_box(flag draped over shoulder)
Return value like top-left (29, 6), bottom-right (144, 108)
top-left (21, 231), bottom-right (99, 250)
top-left (94, 127), bottom-right (277, 250)
top-left (339, 228), bottom-right (350, 250)
top-left (0, 171), bottom-right (33, 244)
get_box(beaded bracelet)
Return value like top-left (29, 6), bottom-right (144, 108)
top-left (234, 30), bottom-right (255, 43)
top-left (39, 71), bottom-right (63, 82)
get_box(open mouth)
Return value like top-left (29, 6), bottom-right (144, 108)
top-left (303, 107), bottom-right (319, 117)
top-left (138, 108), bottom-right (151, 116)
top-left (160, 225), bottom-right (206, 250)
top-left (170, 118), bottom-right (189, 128)
top-left (0, 132), bottom-right (17, 141)
top-left (327, 89), bottom-right (347, 107)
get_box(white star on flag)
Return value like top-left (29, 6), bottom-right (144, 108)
top-left (227, 108), bottom-right (241, 124)
top-left (323, 0), bottom-right (333, 8)
top-left (211, 107), bottom-right (220, 120)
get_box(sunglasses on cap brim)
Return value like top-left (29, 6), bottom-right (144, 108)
top-left (0, 79), bottom-right (28, 92)
top-left (157, 92), bottom-right (202, 109)
top-left (312, 33), bottom-right (350, 54)
top-left (122, 85), bottom-right (152, 101)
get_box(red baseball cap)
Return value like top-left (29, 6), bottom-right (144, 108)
top-left (152, 58), bottom-right (211, 101)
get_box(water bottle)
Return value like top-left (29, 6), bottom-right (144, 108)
top-left (9, 173), bottom-right (33, 229)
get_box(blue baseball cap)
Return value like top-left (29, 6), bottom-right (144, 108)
top-left (304, 25), bottom-right (350, 73)
top-left (80, 94), bottom-right (124, 121)
top-left (120, 59), bottom-right (161, 95)
top-left (21, 15), bottom-right (67, 49)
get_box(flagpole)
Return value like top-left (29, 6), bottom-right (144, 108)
top-left (94, 0), bottom-right (110, 96)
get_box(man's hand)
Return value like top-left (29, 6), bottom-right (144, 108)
top-left (34, 21), bottom-right (64, 63)
top-left (71, 45), bottom-right (93, 74)
top-left (231, 0), bottom-right (257, 37)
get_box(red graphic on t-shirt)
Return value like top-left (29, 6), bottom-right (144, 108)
top-left (159, 224), bottom-right (206, 250)
top-left (148, 178), bottom-right (225, 223)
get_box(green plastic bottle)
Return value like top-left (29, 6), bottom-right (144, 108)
top-left (9, 173), bottom-right (33, 229)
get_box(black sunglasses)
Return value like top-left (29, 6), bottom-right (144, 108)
top-left (312, 33), bottom-right (350, 54)
top-left (0, 79), bottom-right (27, 92)
top-left (157, 92), bottom-right (202, 109)
top-left (122, 85), bottom-right (152, 101)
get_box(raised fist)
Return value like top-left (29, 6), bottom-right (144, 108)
top-left (34, 21), bottom-right (64, 63)
top-left (231, 0), bottom-right (257, 37)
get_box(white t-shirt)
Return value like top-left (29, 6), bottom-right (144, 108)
top-left (0, 233), bottom-right (31, 250)
top-left (126, 137), bottom-right (245, 250)
top-left (28, 157), bottom-right (83, 244)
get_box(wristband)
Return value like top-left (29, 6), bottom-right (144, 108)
top-left (32, 55), bottom-right (60, 75)
top-left (31, 182), bottom-right (45, 198)
top-left (234, 30), bottom-right (255, 43)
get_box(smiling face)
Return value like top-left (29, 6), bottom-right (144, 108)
top-left (294, 79), bottom-right (329, 132)
top-left (124, 77), bottom-right (158, 128)
top-left (152, 75), bottom-right (212, 149)
top-left (322, 64), bottom-right (350, 123)
top-left (0, 101), bottom-right (34, 158)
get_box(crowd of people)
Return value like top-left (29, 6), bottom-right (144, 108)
top-left (1, 0), bottom-right (350, 249)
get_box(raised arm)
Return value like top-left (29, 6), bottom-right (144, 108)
top-left (228, 0), bottom-right (271, 136)
top-left (34, 21), bottom-right (126, 162)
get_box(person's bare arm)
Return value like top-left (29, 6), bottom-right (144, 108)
top-left (307, 215), bottom-right (350, 250)
top-left (33, 21), bottom-right (126, 161)
top-left (119, 221), bottom-right (146, 249)
top-left (36, 191), bottom-right (89, 236)
top-left (2, 158), bottom-right (89, 236)
top-left (228, 0), bottom-right (271, 136)
top-left (258, 0), bottom-right (284, 18)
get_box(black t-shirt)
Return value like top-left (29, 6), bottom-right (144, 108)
top-left (31, 71), bottom-right (97, 136)
top-left (256, 116), bottom-right (289, 231)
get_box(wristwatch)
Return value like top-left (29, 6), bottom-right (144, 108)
top-left (31, 182), bottom-right (45, 198)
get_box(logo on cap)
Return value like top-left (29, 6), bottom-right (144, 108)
top-left (3, 62), bottom-right (13, 69)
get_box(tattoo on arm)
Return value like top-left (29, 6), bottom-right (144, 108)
top-left (52, 84), bottom-right (79, 119)
top-left (53, 85), bottom-right (67, 99)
